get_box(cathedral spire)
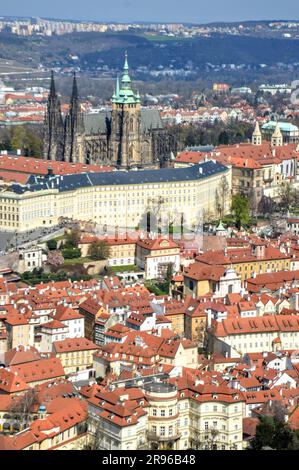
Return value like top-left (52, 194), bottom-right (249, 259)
top-left (121, 50), bottom-right (132, 90)
top-left (71, 72), bottom-right (78, 102)
top-left (49, 70), bottom-right (56, 99)
top-left (112, 52), bottom-right (139, 105)
top-left (124, 50), bottom-right (129, 72)
top-left (43, 70), bottom-right (64, 161)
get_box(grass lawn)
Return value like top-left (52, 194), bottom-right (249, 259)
top-left (63, 257), bottom-right (94, 266)
top-left (107, 265), bottom-right (139, 273)
top-left (52, 235), bottom-right (66, 242)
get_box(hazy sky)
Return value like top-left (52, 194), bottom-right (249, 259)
top-left (1, 0), bottom-right (299, 24)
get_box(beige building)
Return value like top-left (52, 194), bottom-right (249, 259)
top-left (136, 237), bottom-right (180, 279)
top-left (0, 398), bottom-right (88, 450)
top-left (79, 235), bottom-right (136, 266)
top-left (0, 161), bottom-right (231, 234)
top-left (210, 314), bottom-right (299, 357)
top-left (87, 379), bottom-right (244, 451)
top-left (5, 314), bottom-right (33, 350)
top-left (53, 337), bottom-right (99, 375)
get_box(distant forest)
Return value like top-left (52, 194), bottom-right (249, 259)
top-left (0, 31), bottom-right (299, 72)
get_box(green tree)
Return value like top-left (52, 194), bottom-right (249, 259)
top-left (251, 416), bottom-right (275, 450)
top-left (47, 239), bottom-right (57, 251)
top-left (88, 240), bottom-right (110, 260)
top-left (64, 229), bottom-right (80, 248)
top-left (218, 130), bottom-right (229, 145)
top-left (10, 126), bottom-right (42, 156)
top-left (62, 247), bottom-right (81, 259)
top-left (231, 194), bottom-right (250, 229)
top-left (251, 413), bottom-right (294, 450)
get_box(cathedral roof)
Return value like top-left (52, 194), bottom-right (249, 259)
top-left (12, 160), bottom-right (228, 195)
top-left (82, 108), bottom-right (163, 135)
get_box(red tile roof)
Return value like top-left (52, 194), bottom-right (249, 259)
top-left (0, 154), bottom-right (113, 177)
top-left (53, 337), bottom-right (99, 353)
top-left (10, 358), bottom-right (65, 384)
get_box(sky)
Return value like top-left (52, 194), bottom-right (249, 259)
top-left (1, 0), bottom-right (299, 24)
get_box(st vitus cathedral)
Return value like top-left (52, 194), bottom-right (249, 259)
top-left (43, 53), bottom-right (177, 169)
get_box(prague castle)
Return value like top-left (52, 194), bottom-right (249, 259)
top-left (0, 161), bottom-right (231, 233)
top-left (43, 53), bottom-right (177, 169)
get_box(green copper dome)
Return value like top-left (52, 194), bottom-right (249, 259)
top-left (112, 52), bottom-right (140, 105)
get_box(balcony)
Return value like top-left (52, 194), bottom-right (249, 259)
top-left (263, 176), bottom-right (274, 184)
top-left (147, 431), bottom-right (181, 442)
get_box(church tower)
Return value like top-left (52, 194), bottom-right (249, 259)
top-left (110, 52), bottom-right (142, 169)
top-left (64, 73), bottom-right (85, 163)
top-left (43, 71), bottom-right (64, 161)
top-left (271, 122), bottom-right (283, 147)
top-left (252, 121), bottom-right (262, 146)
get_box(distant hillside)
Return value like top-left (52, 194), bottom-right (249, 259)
top-left (0, 31), bottom-right (298, 72)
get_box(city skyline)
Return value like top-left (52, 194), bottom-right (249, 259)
top-left (1, 0), bottom-right (299, 24)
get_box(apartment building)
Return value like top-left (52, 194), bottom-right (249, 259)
top-left (86, 377), bottom-right (244, 451)
top-left (53, 337), bottom-right (99, 375)
top-left (209, 314), bottom-right (299, 357)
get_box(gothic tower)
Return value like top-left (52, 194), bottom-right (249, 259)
top-left (43, 71), bottom-right (64, 161)
top-left (271, 122), bottom-right (283, 147)
top-left (110, 52), bottom-right (142, 169)
top-left (252, 121), bottom-right (262, 146)
top-left (64, 73), bottom-right (85, 163)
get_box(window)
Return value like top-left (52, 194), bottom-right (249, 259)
top-left (160, 426), bottom-right (165, 436)
top-left (205, 422), bottom-right (208, 430)
top-left (153, 409), bottom-right (157, 416)
top-left (161, 410), bottom-right (166, 417)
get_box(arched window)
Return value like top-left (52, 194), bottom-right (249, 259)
top-left (130, 118), bottom-right (134, 132)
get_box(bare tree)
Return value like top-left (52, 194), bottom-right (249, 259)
top-left (190, 428), bottom-right (220, 450)
top-left (85, 415), bottom-right (105, 450)
top-left (215, 176), bottom-right (229, 219)
top-left (9, 388), bottom-right (39, 430)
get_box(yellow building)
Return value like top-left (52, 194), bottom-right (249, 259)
top-left (184, 303), bottom-right (207, 346)
top-left (164, 301), bottom-right (186, 335)
top-left (0, 161), bottom-right (231, 233)
top-left (78, 235), bottom-right (136, 266)
top-left (53, 337), bottom-right (99, 375)
top-left (194, 241), bottom-right (291, 282)
top-left (5, 314), bottom-right (33, 350)
top-left (0, 398), bottom-right (88, 450)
